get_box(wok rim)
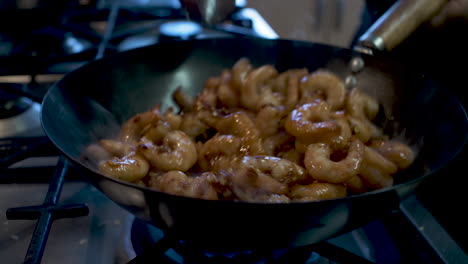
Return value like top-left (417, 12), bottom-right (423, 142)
top-left (40, 37), bottom-right (468, 207)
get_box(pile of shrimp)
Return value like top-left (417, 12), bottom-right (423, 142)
top-left (93, 58), bottom-right (415, 203)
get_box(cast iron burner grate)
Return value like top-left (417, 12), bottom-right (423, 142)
top-left (5, 156), bottom-right (89, 264)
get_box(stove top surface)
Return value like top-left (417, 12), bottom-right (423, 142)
top-left (1, 1), bottom-right (467, 263)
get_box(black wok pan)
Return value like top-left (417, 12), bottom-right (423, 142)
top-left (41, 0), bottom-right (468, 253)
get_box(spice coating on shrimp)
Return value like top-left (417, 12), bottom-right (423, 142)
top-left (138, 131), bottom-right (197, 172)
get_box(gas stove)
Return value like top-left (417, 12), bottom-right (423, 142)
top-left (1, 1), bottom-right (467, 264)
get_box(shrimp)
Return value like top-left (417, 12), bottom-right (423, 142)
top-left (278, 149), bottom-right (302, 165)
top-left (179, 112), bottom-right (210, 141)
top-left (240, 65), bottom-right (278, 110)
top-left (345, 176), bottom-right (368, 194)
top-left (290, 183), bottom-right (347, 201)
top-left (358, 146), bottom-right (397, 190)
top-left (198, 135), bottom-right (243, 171)
top-left (203, 111), bottom-right (264, 155)
top-left (300, 70), bottom-right (346, 110)
top-left (304, 138), bottom-right (364, 183)
top-left (330, 114), bottom-right (352, 149)
top-left (348, 116), bottom-right (382, 143)
top-left (163, 107), bottom-right (182, 130)
top-left (193, 77), bottom-right (220, 110)
top-left (370, 140), bottom-right (415, 169)
top-left (100, 139), bottom-right (134, 157)
top-left (256, 105), bottom-right (285, 139)
top-left (225, 167), bottom-right (289, 202)
top-left (231, 58), bottom-right (252, 91)
top-left (263, 132), bottom-right (295, 156)
top-left (99, 153), bottom-right (149, 182)
top-left (241, 155), bottom-right (308, 185)
top-left (120, 105), bottom-right (161, 143)
top-left (285, 101), bottom-right (340, 143)
top-left (346, 88), bottom-right (380, 120)
top-left (153, 171), bottom-right (218, 200)
top-left (275, 69), bottom-right (308, 111)
top-left (217, 70), bottom-right (240, 108)
top-left (172, 86), bottom-right (194, 112)
top-left (137, 131), bottom-right (197, 172)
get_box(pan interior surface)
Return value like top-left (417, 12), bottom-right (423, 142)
top-left (41, 37), bottom-right (468, 250)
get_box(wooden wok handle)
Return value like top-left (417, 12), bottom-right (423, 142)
top-left (357, 0), bottom-right (448, 52)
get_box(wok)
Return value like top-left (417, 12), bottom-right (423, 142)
top-left (41, 0), bottom-right (468, 253)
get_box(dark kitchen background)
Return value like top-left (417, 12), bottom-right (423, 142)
top-left (1, 0), bottom-right (467, 263)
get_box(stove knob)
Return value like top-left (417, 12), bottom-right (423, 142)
top-left (159, 21), bottom-right (202, 42)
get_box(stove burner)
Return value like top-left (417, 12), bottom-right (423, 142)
top-left (127, 218), bottom-right (372, 264)
top-left (0, 91), bottom-right (42, 138)
top-left (159, 20), bottom-right (202, 41)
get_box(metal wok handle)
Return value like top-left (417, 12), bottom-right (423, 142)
top-left (357, 0), bottom-right (448, 53)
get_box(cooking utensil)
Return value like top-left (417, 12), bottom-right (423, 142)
top-left (40, 0), bottom-right (468, 252)
top-left (179, 0), bottom-right (237, 25)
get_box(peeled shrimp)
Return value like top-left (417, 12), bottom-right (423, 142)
top-left (198, 135), bottom-right (243, 171)
top-left (263, 132), bottom-right (295, 156)
top-left (300, 70), bottom-right (346, 110)
top-left (256, 106), bottom-right (285, 139)
top-left (370, 140), bottom-right (415, 169)
top-left (346, 88), bottom-right (379, 120)
top-left (240, 65), bottom-right (278, 110)
top-left (225, 167), bottom-right (289, 202)
top-left (358, 146), bottom-right (398, 190)
top-left (231, 58), bottom-right (252, 91)
top-left (217, 70), bottom-right (240, 108)
top-left (304, 138), bottom-right (364, 183)
top-left (348, 116), bottom-right (382, 143)
top-left (99, 153), bottom-right (149, 182)
top-left (138, 131), bottom-right (197, 172)
top-left (153, 171), bottom-right (218, 200)
top-left (241, 155), bottom-right (308, 185)
top-left (179, 112), bottom-right (209, 141)
top-left (100, 139), bottom-right (134, 157)
top-left (203, 111), bottom-right (264, 155)
top-left (345, 176), bottom-right (368, 194)
top-left (290, 183), bottom-right (347, 201)
top-left (120, 105), bottom-right (161, 143)
top-left (285, 101), bottom-right (340, 143)
top-left (172, 86), bottom-right (194, 112)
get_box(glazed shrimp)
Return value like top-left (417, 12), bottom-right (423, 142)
top-left (179, 112), bottom-right (210, 141)
top-left (358, 146), bottom-right (398, 190)
top-left (345, 176), bottom-right (368, 194)
top-left (241, 156), bottom-right (308, 185)
top-left (99, 153), bottom-right (149, 182)
top-left (300, 70), bottom-right (346, 110)
top-left (138, 131), bottom-right (197, 172)
top-left (240, 65), bottom-right (278, 110)
top-left (370, 140), bottom-right (415, 169)
top-left (346, 88), bottom-right (380, 120)
top-left (153, 171), bottom-right (218, 200)
top-left (226, 167), bottom-right (289, 202)
top-left (217, 70), bottom-right (240, 108)
top-left (120, 105), bottom-right (161, 143)
top-left (263, 132), bottom-right (295, 156)
top-left (206, 111), bottom-right (264, 155)
top-left (348, 116), bottom-right (382, 143)
top-left (285, 101), bottom-right (340, 143)
top-left (330, 113), bottom-right (352, 149)
top-left (256, 105), bottom-right (285, 139)
top-left (100, 139), bottom-right (134, 157)
top-left (304, 138), bottom-right (364, 183)
top-left (172, 86), bottom-right (194, 112)
top-left (290, 183), bottom-right (347, 201)
top-left (198, 135), bottom-right (243, 171)
top-left (231, 58), bottom-right (252, 91)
